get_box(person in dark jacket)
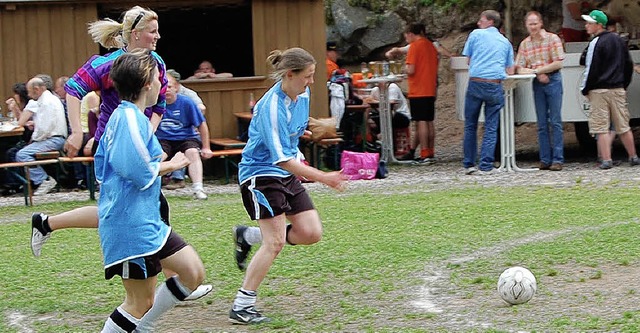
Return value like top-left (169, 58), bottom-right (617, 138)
top-left (579, 10), bottom-right (640, 169)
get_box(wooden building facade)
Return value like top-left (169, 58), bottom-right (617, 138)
top-left (0, 0), bottom-right (329, 139)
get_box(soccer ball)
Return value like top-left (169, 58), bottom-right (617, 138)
top-left (497, 266), bottom-right (537, 305)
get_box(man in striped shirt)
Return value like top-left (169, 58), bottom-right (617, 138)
top-left (515, 11), bottom-right (565, 171)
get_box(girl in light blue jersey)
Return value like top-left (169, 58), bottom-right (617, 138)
top-left (95, 49), bottom-right (205, 332)
top-left (229, 47), bottom-right (348, 325)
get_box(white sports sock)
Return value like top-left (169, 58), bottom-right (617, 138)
top-left (136, 276), bottom-right (192, 332)
top-left (192, 182), bottom-right (204, 191)
top-left (244, 226), bottom-right (263, 245)
top-left (232, 288), bottom-right (257, 311)
top-left (101, 306), bottom-right (140, 333)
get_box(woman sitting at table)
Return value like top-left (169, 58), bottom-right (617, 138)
top-left (5, 82), bottom-right (34, 142)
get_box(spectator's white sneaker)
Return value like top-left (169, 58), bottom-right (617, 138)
top-left (194, 189), bottom-right (208, 200)
top-left (34, 178), bottom-right (57, 196)
top-left (184, 284), bottom-right (213, 301)
top-left (464, 167), bottom-right (478, 175)
top-left (478, 168), bottom-right (503, 176)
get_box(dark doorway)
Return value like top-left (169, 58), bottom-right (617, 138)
top-left (97, 2), bottom-right (254, 79)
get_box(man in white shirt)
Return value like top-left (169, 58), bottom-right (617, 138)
top-left (14, 76), bottom-right (68, 195)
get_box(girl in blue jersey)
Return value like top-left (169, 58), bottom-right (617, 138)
top-left (29, 5), bottom-right (212, 301)
top-left (229, 48), bottom-right (348, 325)
top-left (96, 49), bottom-right (205, 332)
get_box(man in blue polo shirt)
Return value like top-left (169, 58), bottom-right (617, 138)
top-left (156, 74), bottom-right (214, 199)
top-left (462, 9), bottom-right (515, 175)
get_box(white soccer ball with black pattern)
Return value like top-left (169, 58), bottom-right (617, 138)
top-left (497, 266), bottom-right (537, 305)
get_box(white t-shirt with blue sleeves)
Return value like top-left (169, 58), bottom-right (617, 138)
top-left (238, 81), bottom-right (309, 184)
top-left (95, 100), bottom-right (170, 269)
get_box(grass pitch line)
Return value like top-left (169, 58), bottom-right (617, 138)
top-left (413, 218), bottom-right (640, 313)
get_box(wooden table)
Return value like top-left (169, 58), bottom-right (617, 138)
top-left (233, 112), bottom-right (253, 122)
top-left (0, 126), bottom-right (24, 138)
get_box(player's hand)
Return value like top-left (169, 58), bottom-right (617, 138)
top-left (170, 152), bottom-right (191, 170)
top-left (64, 132), bottom-right (83, 158)
top-left (323, 170), bottom-right (349, 192)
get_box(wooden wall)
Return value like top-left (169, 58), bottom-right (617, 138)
top-left (0, 0), bottom-right (329, 136)
top-left (181, 77), bottom-right (271, 138)
top-left (0, 3), bottom-right (97, 104)
top-left (252, 0), bottom-right (329, 118)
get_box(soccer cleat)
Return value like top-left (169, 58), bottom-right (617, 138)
top-left (194, 189), bottom-right (208, 200)
top-left (31, 213), bottom-right (51, 257)
top-left (630, 156), bottom-right (640, 166)
top-left (229, 306), bottom-right (271, 325)
top-left (34, 177), bottom-right (57, 196)
top-left (233, 225), bottom-right (252, 271)
top-left (184, 284), bottom-right (213, 301)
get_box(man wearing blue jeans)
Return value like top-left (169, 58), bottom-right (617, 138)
top-left (516, 11), bottom-right (565, 171)
top-left (462, 9), bottom-right (515, 175)
top-left (14, 76), bottom-right (68, 195)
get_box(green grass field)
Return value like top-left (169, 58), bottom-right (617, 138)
top-left (2, 184), bottom-right (640, 332)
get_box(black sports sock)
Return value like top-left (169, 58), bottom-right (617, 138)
top-left (285, 224), bottom-right (295, 246)
top-left (106, 307), bottom-right (137, 332)
top-left (166, 276), bottom-right (190, 301)
top-left (42, 217), bottom-right (52, 233)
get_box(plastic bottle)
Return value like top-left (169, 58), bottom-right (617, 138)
top-left (248, 92), bottom-right (256, 112)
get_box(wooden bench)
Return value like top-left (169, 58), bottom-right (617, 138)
top-left (35, 151), bottom-right (62, 160)
top-left (0, 159), bottom-right (60, 206)
top-left (300, 135), bottom-right (343, 169)
top-left (210, 138), bottom-right (246, 149)
top-left (211, 148), bottom-right (243, 184)
top-left (58, 156), bottom-right (96, 201)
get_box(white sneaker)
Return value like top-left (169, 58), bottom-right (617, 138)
top-left (31, 212), bottom-right (51, 257)
top-left (34, 177), bottom-right (57, 196)
top-left (194, 189), bottom-right (208, 200)
top-left (478, 168), bottom-right (503, 176)
top-left (464, 167), bottom-right (478, 175)
top-left (184, 284), bottom-right (213, 301)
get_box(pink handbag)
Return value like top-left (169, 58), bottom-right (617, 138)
top-left (340, 150), bottom-right (379, 180)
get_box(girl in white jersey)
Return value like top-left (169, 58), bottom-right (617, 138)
top-left (229, 47), bottom-right (348, 325)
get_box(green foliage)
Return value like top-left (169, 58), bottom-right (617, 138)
top-left (418, 0), bottom-right (472, 9)
top-left (347, 0), bottom-right (403, 14)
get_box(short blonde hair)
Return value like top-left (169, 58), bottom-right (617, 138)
top-left (87, 6), bottom-right (158, 49)
top-left (266, 47), bottom-right (316, 81)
